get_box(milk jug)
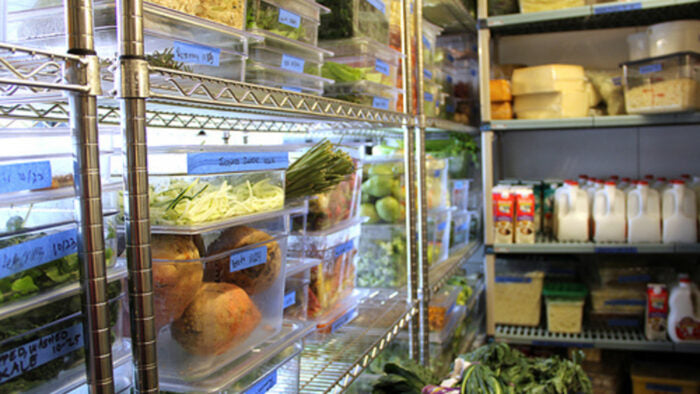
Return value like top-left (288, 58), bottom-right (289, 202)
top-left (691, 176), bottom-right (700, 238)
top-left (555, 180), bottom-right (589, 242)
top-left (578, 174), bottom-right (589, 186)
top-left (627, 181), bottom-right (661, 243)
top-left (653, 177), bottom-right (668, 193)
top-left (624, 180), bottom-right (637, 196)
top-left (662, 180), bottom-right (697, 243)
top-left (593, 182), bottom-right (626, 243)
top-left (667, 275), bottom-right (700, 343)
top-left (609, 175), bottom-right (620, 185)
top-left (618, 177), bottom-right (631, 191)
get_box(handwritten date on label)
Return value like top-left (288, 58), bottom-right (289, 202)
top-left (422, 35), bottom-right (430, 49)
top-left (374, 59), bottom-right (390, 76)
top-left (639, 64), bottom-right (662, 75)
top-left (594, 2), bottom-right (641, 14)
top-left (424, 92), bottom-right (434, 102)
top-left (245, 370), bottom-right (277, 394)
top-left (229, 245), bottom-right (268, 273)
top-left (0, 161), bottom-right (52, 194)
top-left (173, 41), bottom-right (220, 67)
top-left (332, 307), bottom-right (358, 333)
top-left (372, 96), bottom-right (390, 110)
top-left (0, 229), bottom-right (78, 280)
top-left (334, 240), bottom-right (354, 258)
top-left (0, 323), bottom-right (83, 384)
top-left (278, 8), bottom-right (301, 29)
top-left (283, 291), bottom-right (296, 309)
top-left (365, 0), bottom-right (386, 14)
top-left (187, 151), bottom-right (289, 174)
top-left (423, 69), bottom-right (433, 80)
top-left (280, 54), bottom-right (305, 73)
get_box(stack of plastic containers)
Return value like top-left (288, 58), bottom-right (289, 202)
top-left (421, 20), bottom-right (445, 117)
top-left (0, 127), bottom-right (130, 393)
top-left (246, 0), bottom-right (335, 94)
top-left (450, 179), bottom-right (474, 250)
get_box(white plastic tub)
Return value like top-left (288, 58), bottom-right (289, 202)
top-left (648, 20), bottom-right (700, 58)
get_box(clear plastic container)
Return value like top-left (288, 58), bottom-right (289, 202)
top-left (590, 286), bottom-right (646, 315)
top-left (0, 214), bottom-right (119, 310)
top-left (318, 0), bottom-right (391, 46)
top-left (421, 19), bottom-right (443, 68)
top-left (648, 20), bottom-right (700, 58)
top-left (313, 292), bottom-right (360, 335)
top-left (288, 218), bottom-right (362, 256)
top-left (357, 224), bottom-right (406, 288)
top-left (151, 214), bottom-right (288, 382)
top-left (423, 81), bottom-right (442, 117)
top-left (429, 285), bottom-right (460, 331)
top-left (518, 0), bottom-right (585, 13)
top-left (283, 270), bottom-right (309, 321)
top-left (430, 304), bottom-right (467, 344)
top-left (494, 270), bottom-right (544, 326)
top-left (427, 158), bottom-right (449, 211)
top-left (427, 208), bottom-right (452, 266)
top-left (321, 37), bottom-right (402, 87)
top-left (145, 0), bottom-right (247, 30)
top-left (324, 80), bottom-right (401, 111)
top-left (450, 209), bottom-right (472, 249)
top-left (249, 41), bottom-right (330, 77)
top-left (623, 52), bottom-right (699, 114)
top-left (247, 0), bottom-right (329, 46)
top-left (146, 145), bottom-right (291, 233)
top-left (450, 179), bottom-right (471, 211)
top-left (246, 60), bottom-right (334, 95)
top-left (361, 157), bottom-right (405, 225)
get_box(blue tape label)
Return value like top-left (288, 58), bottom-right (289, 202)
top-left (532, 340), bottom-right (593, 348)
top-left (639, 63), bottom-right (662, 74)
top-left (334, 239), bottom-right (354, 258)
top-left (454, 180), bottom-right (465, 189)
top-left (456, 223), bottom-right (468, 232)
top-left (375, 59), bottom-right (390, 76)
top-left (424, 92), bottom-right (433, 102)
top-left (617, 274), bottom-right (651, 283)
top-left (594, 2), bottom-right (641, 14)
top-left (447, 54), bottom-right (455, 63)
top-left (365, 0), bottom-right (386, 14)
top-left (280, 54), bottom-right (305, 73)
top-left (607, 318), bottom-right (639, 327)
top-left (495, 276), bottom-right (532, 283)
top-left (245, 370), bottom-right (277, 394)
top-left (372, 96), bottom-right (390, 110)
top-left (437, 221), bottom-right (447, 231)
top-left (331, 307), bottom-right (357, 333)
top-left (424, 69), bottom-right (433, 80)
top-left (446, 104), bottom-right (455, 113)
top-left (594, 246), bottom-right (638, 254)
top-left (645, 383), bottom-right (681, 393)
top-left (0, 323), bottom-right (83, 384)
top-left (446, 75), bottom-right (453, 84)
top-left (422, 35), bottom-right (430, 49)
top-left (0, 229), bottom-right (78, 280)
top-left (605, 299), bottom-right (645, 306)
top-left (282, 86), bottom-right (303, 93)
top-left (229, 245), bottom-right (268, 273)
top-left (278, 8), bottom-right (301, 29)
top-left (173, 41), bottom-right (220, 67)
top-left (283, 291), bottom-right (296, 309)
top-left (187, 151), bottom-right (289, 174)
top-left (612, 76), bottom-right (622, 86)
top-left (0, 161), bottom-right (52, 194)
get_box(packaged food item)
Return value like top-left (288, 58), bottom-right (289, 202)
top-left (149, 0), bottom-right (246, 30)
top-left (514, 90), bottom-right (589, 119)
top-left (667, 274), bottom-right (700, 343)
top-left (554, 180), bottom-right (589, 242)
top-left (423, 81), bottom-right (442, 117)
top-left (494, 270), bottom-right (544, 326)
top-left (357, 224), bottom-right (406, 288)
top-left (648, 20), bottom-right (700, 58)
top-left (361, 158), bottom-right (405, 224)
top-left (248, 42), bottom-right (327, 77)
top-left (646, 283), bottom-right (669, 341)
top-left (591, 286), bottom-right (646, 315)
top-left (631, 363), bottom-right (700, 394)
top-left (318, 0), bottom-right (391, 46)
top-left (662, 180), bottom-right (697, 243)
top-left (514, 186), bottom-right (535, 244)
top-left (426, 158), bottom-right (449, 210)
top-left (623, 52), bottom-right (699, 114)
top-left (428, 285), bottom-right (460, 331)
top-left (320, 37), bottom-right (403, 87)
top-left (512, 64), bottom-right (586, 95)
top-left (518, 0), bottom-right (585, 13)
top-left (490, 79), bottom-right (512, 102)
top-left (450, 179), bottom-right (471, 211)
top-left (324, 80), bottom-right (401, 111)
top-left (247, 0), bottom-right (328, 46)
top-left (421, 19), bottom-right (443, 68)
top-left (284, 270), bottom-right (310, 321)
top-left (492, 185), bottom-right (515, 244)
top-left (586, 69), bottom-right (626, 116)
top-left (491, 101), bottom-right (513, 120)
top-left (450, 210), bottom-right (472, 249)
top-left (427, 208), bottom-right (452, 265)
top-left (628, 181), bottom-right (662, 243)
top-left (303, 157), bottom-right (362, 231)
top-left (543, 282), bottom-right (587, 334)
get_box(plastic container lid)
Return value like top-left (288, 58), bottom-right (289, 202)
top-left (542, 281), bottom-right (588, 299)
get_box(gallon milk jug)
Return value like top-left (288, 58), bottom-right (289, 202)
top-left (662, 180), bottom-right (697, 243)
top-left (555, 180), bottom-right (589, 242)
top-left (627, 181), bottom-right (661, 243)
top-left (624, 180), bottom-right (638, 196)
top-left (668, 275), bottom-right (700, 343)
top-left (593, 181), bottom-right (626, 243)
top-left (578, 174), bottom-right (589, 186)
top-left (653, 177), bottom-right (668, 193)
top-left (609, 175), bottom-right (620, 185)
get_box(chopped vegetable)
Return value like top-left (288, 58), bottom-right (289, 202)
top-left (285, 140), bottom-right (356, 200)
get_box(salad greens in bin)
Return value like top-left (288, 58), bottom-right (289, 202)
top-left (318, 0), bottom-right (390, 45)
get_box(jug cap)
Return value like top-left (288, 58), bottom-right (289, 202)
top-left (622, 177), bottom-right (631, 182)
top-left (564, 180), bottom-right (578, 186)
top-left (595, 179), bottom-right (605, 184)
top-left (656, 177), bottom-right (667, 181)
top-left (605, 181), bottom-right (616, 186)
top-left (680, 173), bottom-right (690, 179)
top-left (610, 175), bottom-right (619, 180)
top-left (638, 180), bottom-right (649, 186)
top-left (644, 174), bottom-right (654, 180)
top-left (671, 179), bottom-right (685, 185)
top-left (578, 174), bottom-right (588, 179)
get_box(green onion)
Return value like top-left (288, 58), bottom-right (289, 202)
top-left (286, 140), bottom-right (356, 200)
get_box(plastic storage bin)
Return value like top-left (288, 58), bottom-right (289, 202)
top-left (284, 270), bottom-right (309, 321)
top-left (421, 19), bottom-right (443, 68)
top-left (648, 20), bottom-right (700, 58)
top-left (318, 0), bottom-right (391, 46)
top-left (151, 213), bottom-right (288, 383)
top-left (247, 0), bottom-right (328, 46)
top-left (494, 269), bottom-right (544, 326)
top-left (623, 52), bottom-right (699, 114)
top-left (146, 0), bottom-right (247, 30)
top-left (429, 285), bottom-right (460, 331)
top-left (246, 59), bottom-right (334, 95)
top-left (324, 80), bottom-right (401, 111)
top-left (248, 42), bottom-right (328, 77)
top-left (543, 282), bottom-right (587, 334)
top-left (631, 364), bottom-right (700, 394)
top-left (427, 158), bottom-right (449, 210)
top-left (423, 81), bottom-right (442, 117)
top-left (590, 286), bottom-right (646, 315)
top-left (451, 209), bottom-right (472, 249)
top-left (427, 208), bottom-right (452, 265)
top-left (450, 179), bottom-right (471, 211)
top-left (320, 37), bottom-right (403, 87)
top-left (357, 224), bottom-right (406, 288)
top-left (518, 0), bottom-right (585, 13)
top-left (361, 157), bottom-right (405, 225)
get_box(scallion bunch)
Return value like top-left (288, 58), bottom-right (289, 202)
top-left (286, 140), bottom-right (355, 200)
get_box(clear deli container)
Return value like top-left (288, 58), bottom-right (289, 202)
top-left (318, 0), bottom-right (391, 46)
top-left (494, 269), bottom-right (544, 326)
top-left (249, 39), bottom-right (331, 77)
top-left (320, 37), bottom-right (403, 87)
top-left (622, 52), bottom-right (699, 114)
top-left (246, 60), bottom-right (334, 95)
top-left (357, 224), bottom-right (406, 288)
top-left (324, 80), bottom-right (402, 111)
top-left (427, 208), bottom-right (452, 266)
top-left (146, 145), bottom-right (292, 233)
top-left (313, 292), bottom-right (361, 335)
top-left (421, 19), bottom-right (443, 68)
top-left (450, 179), bottom-right (471, 211)
top-left (283, 270), bottom-right (309, 321)
top-left (542, 282), bottom-right (587, 334)
top-left (151, 213), bottom-right (289, 383)
top-left (247, 0), bottom-right (329, 46)
top-left (361, 157), bottom-right (405, 225)
top-left (450, 209), bottom-right (472, 249)
top-left (428, 285), bottom-right (460, 331)
top-left (423, 81), bottom-right (442, 117)
top-left (426, 158), bottom-right (449, 211)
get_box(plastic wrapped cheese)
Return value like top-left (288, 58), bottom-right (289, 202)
top-left (514, 90), bottom-right (589, 119)
top-left (512, 64), bottom-right (586, 95)
top-left (491, 101), bottom-right (513, 120)
top-left (519, 0), bottom-right (585, 13)
top-left (490, 79), bottom-right (512, 102)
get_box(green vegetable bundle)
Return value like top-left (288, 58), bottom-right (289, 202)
top-left (285, 140), bottom-right (356, 200)
top-left (372, 360), bottom-right (440, 394)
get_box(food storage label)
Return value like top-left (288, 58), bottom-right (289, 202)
top-left (446, 104), bottom-right (455, 113)
top-left (187, 151), bottom-right (289, 174)
top-left (278, 8), bottom-right (301, 29)
top-left (0, 229), bottom-right (78, 280)
top-left (0, 161), bottom-right (52, 194)
top-left (446, 75), bottom-right (453, 84)
top-left (374, 59), bottom-right (390, 76)
top-left (594, 2), bottom-right (640, 14)
top-left (245, 369), bottom-right (277, 394)
top-left (173, 41), bottom-right (220, 67)
top-left (423, 69), bottom-right (433, 80)
top-left (437, 221), bottom-right (447, 231)
top-left (618, 274), bottom-right (651, 283)
top-left (229, 245), bottom-right (268, 273)
top-left (372, 97), bottom-right (390, 110)
top-left (365, 0), bottom-right (386, 14)
top-left (283, 291), bottom-right (296, 309)
top-left (0, 323), bottom-right (83, 384)
top-left (639, 63), bottom-right (662, 74)
top-left (456, 222), bottom-right (469, 232)
top-left (280, 54), bottom-right (305, 73)
top-left (495, 276), bottom-right (532, 283)
top-left (331, 307), bottom-right (358, 333)
top-left (604, 299), bottom-right (645, 306)
top-left (334, 239), bottom-right (354, 258)
top-left (424, 92), bottom-right (433, 102)
top-left (593, 246), bottom-right (637, 253)
top-left (453, 180), bottom-right (465, 190)
top-left (422, 35), bottom-right (430, 49)
top-left (645, 383), bottom-right (682, 392)
top-left (282, 86), bottom-right (303, 93)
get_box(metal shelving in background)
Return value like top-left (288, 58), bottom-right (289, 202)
top-left (488, 241), bottom-right (700, 254)
top-left (429, 241), bottom-right (481, 295)
top-left (483, 112), bottom-right (700, 131)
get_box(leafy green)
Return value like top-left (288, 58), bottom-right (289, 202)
top-left (372, 360), bottom-right (439, 394)
top-left (322, 61), bottom-right (366, 83)
top-left (247, 0), bottom-right (310, 42)
top-left (318, 0), bottom-right (390, 45)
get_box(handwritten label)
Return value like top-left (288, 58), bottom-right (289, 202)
top-left (594, 246), bottom-right (637, 254)
top-left (446, 104), bottom-right (455, 113)
top-left (0, 161), bottom-right (52, 194)
top-left (646, 383), bottom-right (682, 393)
top-left (495, 276), bottom-right (532, 283)
top-left (375, 59), bottom-right (390, 76)
top-left (607, 318), bottom-right (639, 327)
top-left (605, 299), bottom-right (644, 306)
top-left (437, 221), bottom-right (447, 231)
top-left (187, 152), bottom-right (289, 174)
top-left (283, 291), bottom-right (296, 309)
top-left (447, 53), bottom-right (455, 63)
top-left (424, 92), bottom-right (433, 102)
top-left (422, 35), bottom-right (430, 49)
top-left (365, 0), bottom-right (386, 14)
top-left (617, 274), bottom-right (650, 283)
top-left (612, 76), bottom-right (622, 86)
top-left (594, 1), bottom-right (641, 14)
top-left (280, 54), bottom-right (305, 73)
top-left (173, 41), bottom-right (220, 67)
top-left (454, 180), bottom-right (465, 189)
top-left (0, 229), bottom-right (78, 280)
top-left (446, 75), bottom-right (453, 84)
top-left (639, 63), bottom-right (662, 74)
top-left (372, 96), bottom-right (390, 110)
top-left (245, 370), bottom-right (277, 394)
top-left (282, 86), bottom-right (303, 93)
top-left (229, 245), bottom-right (268, 273)
top-left (0, 323), bottom-right (83, 384)
top-left (334, 240), bottom-right (354, 258)
top-left (456, 223), bottom-right (468, 232)
top-left (424, 69), bottom-right (433, 80)
top-left (331, 307), bottom-right (358, 333)
top-left (278, 8), bottom-right (301, 29)
top-left (532, 340), bottom-right (593, 348)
